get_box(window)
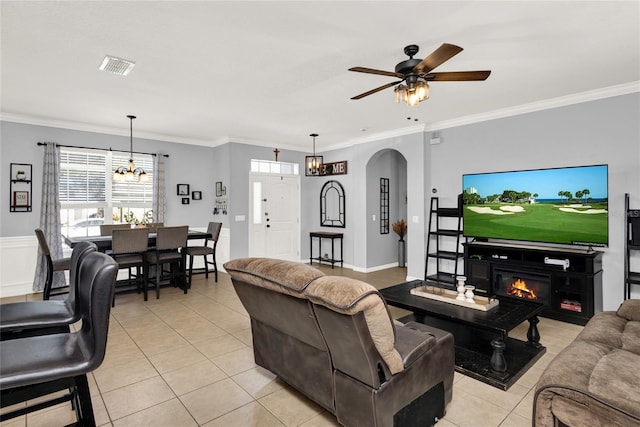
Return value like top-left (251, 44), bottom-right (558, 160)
top-left (250, 159), bottom-right (299, 175)
top-left (59, 148), bottom-right (154, 237)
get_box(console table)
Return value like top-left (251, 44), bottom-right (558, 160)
top-left (310, 232), bottom-right (343, 268)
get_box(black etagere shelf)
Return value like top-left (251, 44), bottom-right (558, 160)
top-left (9, 163), bottom-right (32, 212)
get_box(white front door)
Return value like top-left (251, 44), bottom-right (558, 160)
top-left (249, 173), bottom-right (300, 261)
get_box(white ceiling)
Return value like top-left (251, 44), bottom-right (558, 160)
top-left (1, 1), bottom-right (639, 152)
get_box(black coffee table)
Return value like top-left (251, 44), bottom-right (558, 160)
top-left (380, 280), bottom-right (546, 390)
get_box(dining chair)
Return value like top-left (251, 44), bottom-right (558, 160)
top-left (0, 251), bottom-right (118, 426)
top-left (99, 223), bottom-right (131, 236)
top-left (1, 241), bottom-right (97, 340)
top-left (111, 227), bottom-right (149, 305)
top-left (144, 225), bottom-right (189, 300)
top-left (35, 228), bottom-right (72, 300)
top-left (185, 221), bottom-right (222, 284)
top-left (145, 222), bottom-right (164, 233)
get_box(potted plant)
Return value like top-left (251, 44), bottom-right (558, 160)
top-left (392, 219), bottom-right (407, 267)
top-left (15, 170), bottom-right (26, 180)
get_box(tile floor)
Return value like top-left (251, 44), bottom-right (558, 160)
top-left (0, 264), bottom-right (583, 427)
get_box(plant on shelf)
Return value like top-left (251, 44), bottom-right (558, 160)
top-left (15, 170), bottom-right (26, 180)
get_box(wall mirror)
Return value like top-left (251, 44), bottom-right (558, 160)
top-left (320, 180), bottom-right (345, 228)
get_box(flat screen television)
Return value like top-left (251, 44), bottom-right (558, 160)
top-left (462, 164), bottom-right (608, 247)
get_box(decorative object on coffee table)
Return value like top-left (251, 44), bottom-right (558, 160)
top-left (456, 276), bottom-right (467, 300)
top-left (465, 285), bottom-right (475, 302)
top-left (411, 283), bottom-right (498, 311)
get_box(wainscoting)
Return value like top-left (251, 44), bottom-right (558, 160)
top-left (0, 227), bottom-right (231, 298)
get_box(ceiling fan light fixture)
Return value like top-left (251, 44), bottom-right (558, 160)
top-left (394, 85), bottom-right (405, 103)
top-left (416, 79), bottom-right (429, 101)
top-left (349, 43), bottom-right (490, 107)
top-left (407, 90), bottom-right (420, 107)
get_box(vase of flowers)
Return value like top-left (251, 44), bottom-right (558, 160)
top-left (392, 219), bottom-right (407, 267)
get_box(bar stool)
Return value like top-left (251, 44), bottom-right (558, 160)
top-left (0, 252), bottom-right (118, 426)
top-left (1, 241), bottom-right (97, 340)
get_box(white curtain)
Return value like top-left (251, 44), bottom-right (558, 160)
top-left (153, 153), bottom-right (166, 223)
top-left (34, 142), bottom-right (66, 291)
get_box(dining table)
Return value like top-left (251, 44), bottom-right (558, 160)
top-left (63, 229), bottom-right (211, 252)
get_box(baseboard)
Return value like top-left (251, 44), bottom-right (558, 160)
top-left (353, 262), bottom-right (398, 273)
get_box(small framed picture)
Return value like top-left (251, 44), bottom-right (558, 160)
top-left (13, 191), bottom-right (29, 206)
top-left (192, 191), bottom-right (202, 200)
top-left (215, 181), bottom-right (223, 197)
top-left (182, 197), bottom-right (190, 205)
top-left (177, 184), bottom-right (190, 196)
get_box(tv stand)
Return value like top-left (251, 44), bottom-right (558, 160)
top-left (464, 241), bottom-right (603, 325)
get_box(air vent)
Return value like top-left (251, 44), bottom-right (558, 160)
top-left (99, 55), bottom-right (135, 76)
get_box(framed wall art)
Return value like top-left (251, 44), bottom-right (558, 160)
top-left (177, 184), bottom-right (190, 196)
top-left (13, 191), bottom-right (29, 207)
top-left (192, 191), bottom-right (202, 200)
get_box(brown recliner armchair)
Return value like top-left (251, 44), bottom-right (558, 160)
top-left (225, 257), bottom-right (334, 412)
top-left (225, 257), bottom-right (454, 426)
top-left (305, 275), bottom-right (454, 427)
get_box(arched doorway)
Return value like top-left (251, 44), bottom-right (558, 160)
top-left (365, 149), bottom-right (408, 269)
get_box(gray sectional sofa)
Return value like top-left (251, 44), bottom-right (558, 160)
top-left (533, 299), bottom-right (640, 426)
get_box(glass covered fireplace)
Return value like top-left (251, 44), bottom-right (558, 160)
top-left (493, 269), bottom-right (550, 305)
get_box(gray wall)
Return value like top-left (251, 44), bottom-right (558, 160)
top-left (2, 91), bottom-right (639, 309)
top-left (221, 141), bottom-right (305, 260)
top-left (1, 121), bottom-right (216, 236)
top-left (366, 149), bottom-right (407, 267)
top-left (426, 92), bottom-right (640, 310)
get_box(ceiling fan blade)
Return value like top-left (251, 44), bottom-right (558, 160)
top-left (348, 66), bottom-right (402, 78)
top-left (413, 43), bottom-right (463, 74)
top-left (351, 81), bottom-right (403, 100)
top-left (427, 70), bottom-right (492, 81)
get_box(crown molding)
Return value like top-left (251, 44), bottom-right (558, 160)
top-left (0, 113), bottom-right (217, 147)
top-left (221, 135), bottom-right (304, 152)
top-left (3, 82), bottom-right (637, 151)
top-left (427, 81), bottom-right (640, 132)
top-left (325, 124), bottom-right (427, 152)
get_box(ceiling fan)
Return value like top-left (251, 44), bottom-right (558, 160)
top-left (348, 43), bottom-right (491, 106)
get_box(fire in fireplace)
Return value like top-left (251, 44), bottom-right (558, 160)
top-left (493, 269), bottom-right (550, 305)
top-left (507, 278), bottom-right (537, 300)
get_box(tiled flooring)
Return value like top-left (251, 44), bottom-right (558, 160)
top-left (0, 265), bottom-right (583, 427)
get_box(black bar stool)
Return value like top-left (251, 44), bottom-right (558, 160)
top-left (0, 252), bottom-right (118, 425)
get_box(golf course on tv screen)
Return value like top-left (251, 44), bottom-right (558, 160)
top-left (462, 165), bottom-right (608, 246)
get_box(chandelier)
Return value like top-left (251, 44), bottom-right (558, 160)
top-left (394, 75), bottom-right (429, 107)
top-left (305, 133), bottom-right (323, 176)
top-left (113, 115), bottom-right (148, 182)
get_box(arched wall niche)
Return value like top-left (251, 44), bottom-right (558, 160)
top-left (365, 148), bottom-right (408, 268)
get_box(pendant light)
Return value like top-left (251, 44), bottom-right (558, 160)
top-left (113, 115), bottom-right (148, 182)
top-left (305, 133), bottom-right (323, 176)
